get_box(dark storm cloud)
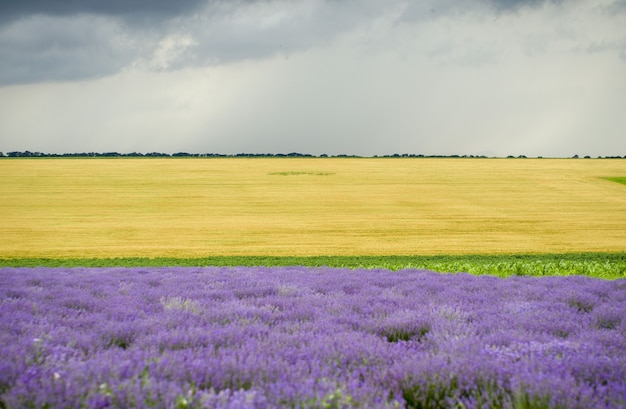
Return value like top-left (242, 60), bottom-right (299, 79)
top-left (0, 0), bottom-right (386, 85)
top-left (0, 0), bottom-right (565, 23)
top-left (0, 15), bottom-right (145, 84)
top-left (0, 0), bottom-right (621, 85)
top-left (0, 0), bottom-right (208, 25)
top-left (0, 0), bottom-right (216, 84)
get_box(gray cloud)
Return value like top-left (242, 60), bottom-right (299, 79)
top-left (184, 1), bottom-right (392, 65)
top-left (397, 0), bottom-right (562, 22)
top-left (487, 0), bottom-right (546, 8)
top-left (485, 0), bottom-right (563, 12)
top-left (610, 0), bottom-right (626, 11)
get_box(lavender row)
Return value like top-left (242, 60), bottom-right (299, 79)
top-left (1, 267), bottom-right (625, 408)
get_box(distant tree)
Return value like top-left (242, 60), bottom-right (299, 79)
top-left (7, 151), bottom-right (34, 157)
top-left (572, 154), bottom-right (579, 158)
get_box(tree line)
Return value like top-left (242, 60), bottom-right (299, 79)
top-left (0, 151), bottom-right (624, 159)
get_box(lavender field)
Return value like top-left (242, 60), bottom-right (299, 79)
top-left (1, 267), bottom-right (625, 408)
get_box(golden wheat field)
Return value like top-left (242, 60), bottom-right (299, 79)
top-left (1, 158), bottom-right (625, 258)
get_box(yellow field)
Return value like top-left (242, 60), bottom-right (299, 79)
top-left (1, 158), bottom-right (625, 258)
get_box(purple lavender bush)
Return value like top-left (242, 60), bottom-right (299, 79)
top-left (1, 267), bottom-right (625, 408)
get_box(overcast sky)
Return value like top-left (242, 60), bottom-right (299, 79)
top-left (0, 0), bottom-right (625, 157)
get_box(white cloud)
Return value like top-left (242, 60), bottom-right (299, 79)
top-left (138, 33), bottom-right (197, 71)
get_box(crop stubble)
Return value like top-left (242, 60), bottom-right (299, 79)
top-left (1, 158), bottom-right (625, 258)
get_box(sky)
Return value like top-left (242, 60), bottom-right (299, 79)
top-left (0, 0), bottom-right (625, 157)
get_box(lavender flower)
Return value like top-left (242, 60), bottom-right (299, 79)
top-left (1, 267), bottom-right (624, 408)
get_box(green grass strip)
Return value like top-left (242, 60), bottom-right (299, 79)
top-left (603, 176), bottom-right (626, 186)
top-left (1, 253), bottom-right (625, 279)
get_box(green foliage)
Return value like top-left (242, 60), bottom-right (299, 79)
top-left (568, 298), bottom-right (594, 313)
top-left (513, 390), bottom-right (558, 409)
top-left (402, 378), bottom-right (565, 409)
top-left (1, 253), bottom-right (624, 279)
top-left (383, 325), bottom-right (430, 343)
top-left (402, 376), bottom-right (508, 409)
top-left (268, 171), bottom-right (335, 176)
